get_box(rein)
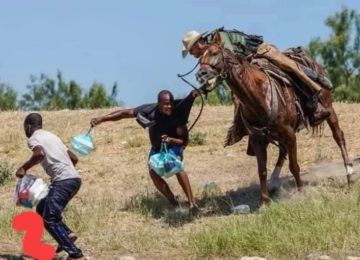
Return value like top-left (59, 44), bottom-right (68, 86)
top-left (177, 62), bottom-right (205, 132)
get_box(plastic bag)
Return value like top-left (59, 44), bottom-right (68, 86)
top-left (71, 128), bottom-right (94, 156)
top-left (15, 175), bottom-right (48, 208)
top-left (149, 143), bottom-right (184, 178)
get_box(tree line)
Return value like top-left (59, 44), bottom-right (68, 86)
top-left (309, 6), bottom-right (360, 102)
top-left (0, 71), bottom-right (121, 111)
top-left (0, 6), bottom-right (359, 111)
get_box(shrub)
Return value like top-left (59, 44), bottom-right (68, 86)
top-left (189, 131), bottom-right (207, 146)
top-left (0, 162), bottom-right (13, 186)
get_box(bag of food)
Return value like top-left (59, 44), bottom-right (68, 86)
top-left (149, 143), bottom-right (184, 178)
top-left (71, 127), bottom-right (94, 156)
top-left (15, 175), bottom-right (48, 208)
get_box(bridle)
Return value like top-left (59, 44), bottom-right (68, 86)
top-left (177, 44), bottom-right (230, 131)
top-left (196, 44), bottom-right (230, 91)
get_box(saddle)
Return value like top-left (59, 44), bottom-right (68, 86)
top-left (224, 47), bottom-right (331, 147)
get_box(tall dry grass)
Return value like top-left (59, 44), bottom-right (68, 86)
top-left (0, 103), bottom-right (359, 259)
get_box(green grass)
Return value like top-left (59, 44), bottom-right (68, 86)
top-left (190, 184), bottom-right (360, 259)
top-left (189, 131), bottom-right (207, 146)
top-left (0, 162), bottom-right (14, 186)
top-left (0, 205), bottom-right (24, 243)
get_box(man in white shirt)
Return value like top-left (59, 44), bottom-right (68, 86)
top-left (16, 113), bottom-right (87, 260)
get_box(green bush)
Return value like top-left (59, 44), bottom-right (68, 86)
top-left (0, 162), bottom-right (13, 186)
top-left (189, 131), bottom-right (207, 146)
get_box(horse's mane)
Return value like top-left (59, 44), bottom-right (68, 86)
top-left (224, 49), bottom-right (266, 88)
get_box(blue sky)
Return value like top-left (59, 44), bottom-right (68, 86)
top-left (0, 0), bottom-right (359, 106)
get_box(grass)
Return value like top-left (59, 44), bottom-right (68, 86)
top-left (190, 184), bottom-right (360, 259)
top-left (189, 131), bottom-right (207, 146)
top-left (0, 104), bottom-right (359, 259)
top-left (0, 162), bottom-right (13, 186)
top-left (0, 206), bottom-right (23, 240)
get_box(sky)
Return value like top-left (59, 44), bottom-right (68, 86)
top-left (0, 0), bottom-right (359, 106)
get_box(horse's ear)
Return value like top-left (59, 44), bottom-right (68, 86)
top-left (212, 31), bottom-right (222, 46)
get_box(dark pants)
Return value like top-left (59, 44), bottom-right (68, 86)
top-left (36, 178), bottom-right (83, 258)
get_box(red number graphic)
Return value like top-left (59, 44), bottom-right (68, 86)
top-left (12, 211), bottom-right (55, 260)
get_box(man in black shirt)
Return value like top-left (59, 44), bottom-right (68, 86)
top-left (90, 90), bottom-right (199, 209)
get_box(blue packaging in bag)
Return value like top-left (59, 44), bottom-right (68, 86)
top-left (149, 143), bottom-right (184, 178)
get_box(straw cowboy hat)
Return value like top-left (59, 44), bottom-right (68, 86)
top-left (182, 30), bottom-right (208, 58)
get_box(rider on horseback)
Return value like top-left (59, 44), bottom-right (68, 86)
top-left (181, 28), bottom-right (331, 128)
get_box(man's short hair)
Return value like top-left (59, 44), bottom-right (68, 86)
top-left (157, 90), bottom-right (174, 104)
top-left (24, 113), bottom-right (42, 128)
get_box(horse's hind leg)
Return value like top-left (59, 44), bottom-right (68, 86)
top-left (325, 105), bottom-right (355, 181)
top-left (284, 128), bottom-right (303, 189)
top-left (268, 144), bottom-right (287, 191)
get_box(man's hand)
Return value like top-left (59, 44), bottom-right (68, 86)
top-left (15, 167), bottom-right (26, 178)
top-left (191, 89), bottom-right (202, 97)
top-left (90, 117), bottom-right (103, 127)
top-left (161, 135), bottom-right (171, 144)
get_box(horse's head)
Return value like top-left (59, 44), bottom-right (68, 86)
top-left (196, 31), bottom-right (227, 92)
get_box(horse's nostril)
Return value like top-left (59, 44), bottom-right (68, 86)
top-left (196, 70), bottom-right (209, 83)
top-left (197, 70), bottom-right (208, 78)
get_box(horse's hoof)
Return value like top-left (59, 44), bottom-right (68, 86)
top-left (258, 204), bottom-right (267, 213)
top-left (268, 179), bottom-right (281, 193)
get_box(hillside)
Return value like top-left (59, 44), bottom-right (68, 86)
top-left (0, 103), bottom-right (360, 259)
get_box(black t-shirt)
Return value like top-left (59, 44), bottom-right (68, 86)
top-left (133, 92), bottom-right (195, 151)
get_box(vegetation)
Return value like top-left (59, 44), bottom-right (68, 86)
top-left (0, 103), bottom-right (359, 259)
top-left (0, 162), bottom-right (13, 186)
top-left (189, 131), bottom-right (207, 146)
top-left (0, 6), bottom-right (360, 260)
top-left (190, 184), bottom-right (360, 258)
top-left (0, 83), bottom-right (17, 110)
top-left (309, 7), bottom-right (360, 102)
top-left (1, 71), bottom-right (121, 111)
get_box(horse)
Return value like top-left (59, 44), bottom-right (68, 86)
top-left (196, 31), bottom-right (355, 205)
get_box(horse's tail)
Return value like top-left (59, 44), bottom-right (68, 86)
top-left (311, 122), bottom-right (325, 137)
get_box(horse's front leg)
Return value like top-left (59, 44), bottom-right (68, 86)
top-left (250, 136), bottom-right (270, 205)
top-left (325, 104), bottom-right (356, 183)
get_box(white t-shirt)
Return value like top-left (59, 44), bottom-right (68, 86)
top-left (28, 129), bottom-right (80, 182)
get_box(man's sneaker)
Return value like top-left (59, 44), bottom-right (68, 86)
top-left (56, 233), bottom-right (78, 253)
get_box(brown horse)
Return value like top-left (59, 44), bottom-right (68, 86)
top-left (196, 31), bottom-right (355, 205)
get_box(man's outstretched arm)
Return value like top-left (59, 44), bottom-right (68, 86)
top-left (90, 108), bottom-right (135, 127)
